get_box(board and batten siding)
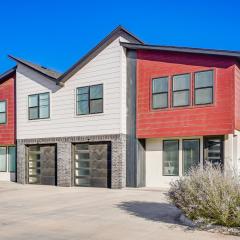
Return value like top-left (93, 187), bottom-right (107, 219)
top-left (16, 37), bottom-right (128, 139)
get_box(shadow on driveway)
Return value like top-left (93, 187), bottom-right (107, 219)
top-left (117, 201), bottom-right (186, 226)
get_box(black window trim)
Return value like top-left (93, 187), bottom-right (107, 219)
top-left (28, 92), bottom-right (50, 120)
top-left (152, 77), bottom-right (169, 110)
top-left (172, 73), bottom-right (191, 108)
top-left (76, 83), bottom-right (104, 116)
top-left (194, 70), bottom-right (214, 106)
top-left (0, 100), bottom-right (7, 124)
top-left (162, 139), bottom-right (179, 176)
top-left (182, 139), bottom-right (200, 176)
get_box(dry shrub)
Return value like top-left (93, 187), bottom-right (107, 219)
top-left (168, 164), bottom-right (240, 227)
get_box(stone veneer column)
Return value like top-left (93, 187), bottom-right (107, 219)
top-left (57, 140), bottom-right (72, 187)
top-left (17, 141), bottom-right (26, 184)
top-left (111, 134), bottom-right (127, 189)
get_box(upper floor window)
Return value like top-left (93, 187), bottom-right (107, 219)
top-left (76, 84), bottom-right (103, 115)
top-left (152, 77), bottom-right (168, 109)
top-left (28, 92), bottom-right (50, 120)
top-left (172, 74), bottom-right (190, 107)
top-left (194, 70), bottom-right (213, 105)
top-left (0, 101), bottom-right (6, 124)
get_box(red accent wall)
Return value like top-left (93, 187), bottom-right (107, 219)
top-left (0, 75), bottom-right (15, 145)
top-left (235, 63), bottom-right (240, 130)
top-left (137, 50), bottom-right (236, 138)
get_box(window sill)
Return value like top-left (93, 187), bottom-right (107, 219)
top-left (151, 103), bottom-right (215, 112)
top-left (28, 118), bottom-right (51, 123)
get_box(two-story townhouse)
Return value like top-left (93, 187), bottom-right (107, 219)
top-left (0, 67), bottom-right (16, 182)
top-left (10, 26), bottom-right (142, 188)
top-left (121, 42), bottom-right (240, 188)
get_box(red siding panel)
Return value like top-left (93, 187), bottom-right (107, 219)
top-left (0, 76), bottom-right (15, 145)
top-left (235, 64), bottom-right (240, 130)
top-left (136, 50), bottom-right (236, 138)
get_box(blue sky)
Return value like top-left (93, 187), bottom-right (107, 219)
top-left (0, 0), bottom-right (239, 73)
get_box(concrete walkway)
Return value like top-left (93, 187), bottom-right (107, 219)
top-left (0, 182), bottom-right (237, 240)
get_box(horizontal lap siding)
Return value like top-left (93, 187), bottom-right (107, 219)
top-left (0, 77), bottom-right (15, 144)
top-left (137, 50), bottom-right (236, 138)
top-left (16, 37), bottom-right (127, 139)
top-left (235, 64), bottom-right (240, 130)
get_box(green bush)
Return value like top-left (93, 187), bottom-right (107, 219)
top-left (168, 164), bottom-right (240, 227)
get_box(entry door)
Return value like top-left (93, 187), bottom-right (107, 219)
top-left (74, 143), bottom-right (111, 188)
top-left (204, 137), bottom-right (224, 167)
top-left (28, 145), bottom-right (56, 185)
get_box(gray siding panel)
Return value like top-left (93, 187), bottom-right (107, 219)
top-left (126, 50), bottom-right (146, 187)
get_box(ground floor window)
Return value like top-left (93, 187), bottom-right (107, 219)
top-left (183, 139), bottom-right (200, 175)
top-left (163, 140), bottom-right (179, 176)
top-left (0, 146), bottom-right (16, 172)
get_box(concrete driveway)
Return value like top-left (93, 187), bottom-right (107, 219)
top-left (0, 182), bottom-right (237, 240)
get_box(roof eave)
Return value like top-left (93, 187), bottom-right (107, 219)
top-left (8, 55), bottom-right (59, 82)
top-left (120, 42), bottom-right (240, 60)
top-left (0, 67), bottom-right (16, 82)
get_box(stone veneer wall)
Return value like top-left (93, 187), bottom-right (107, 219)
top-left (17, 134), bottom-right (127, 189)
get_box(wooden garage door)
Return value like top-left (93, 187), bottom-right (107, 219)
top-left (74, 143), bottom-right (111, 188)
top-left (28, 145), bottom-right (56, 185)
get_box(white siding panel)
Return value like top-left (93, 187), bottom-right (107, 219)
top-left (16, 37), bottom-right (128, 139)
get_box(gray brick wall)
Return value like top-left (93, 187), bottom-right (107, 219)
top-left (17, 134), bottom-right (127, 188)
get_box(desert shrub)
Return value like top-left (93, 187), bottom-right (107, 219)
top-left (168, 164), bottom-right (240, 227)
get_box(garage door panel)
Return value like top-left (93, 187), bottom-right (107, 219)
top-left (27, 145), bottom-right (56, 186)
top-left (74, 142), bottom-right (111, 188)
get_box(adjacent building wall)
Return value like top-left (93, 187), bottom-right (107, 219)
top-left (234, 64), bottom-right (240, 130)
top-left (136, 50), bottom-right (236, 138)
top-left (16, 37), bottom-right (128, 139)
top-left (0, 75), bottom-right (15, 145)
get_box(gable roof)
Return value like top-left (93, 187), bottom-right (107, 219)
top-left (0, 67), bottom-right (16, 83)
top-left (120, 42), bottom-right (240, 61)
top-left (57, 25), bottom-right (143, 85)
top-left (8, 55), bottom-right (61, 81)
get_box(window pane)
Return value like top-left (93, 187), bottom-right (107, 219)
top-left (29, 95), bottom-right (38, 107)
top-left (0, 101), bottom-right (6, 112)
top-left (152, 77), bottom-right (168, 93)
top-left (173, 91), bottom-right (189, 107)
top-left (152, 93), bottom-right (168, 109)
top-left (90, 99), bottom-right (103, 114)
top-left (183, 140), bottom-right (200, 175)
top-left (8, 147), bottom-right (16, 172)
top-left (77, 87), bottom-right (89, 95)
top-left (195, 70), bottom-right (213, 88)
top-left (77, 94), bottom-right (88, 101)
top-left (77, 101), bottom-right (89, 115)
top-left (0, 113), bottom-right (6, 124)
top-left (39, 93), bottom-right (49, 106)
top-left (39, 106), bottom-right (49, 118)
top-left (173, 74), bottom-right (190, 91)
top-left (90, 85), bottom-right (103, 99)
top-left (163, 140), bottom-right (179, 176)
top-left (29, 107), bottom-right (38, 120)
top-left (0, 147), bottom-right (7, 172)
top-left (195, 88), bottom-right (213, 105)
